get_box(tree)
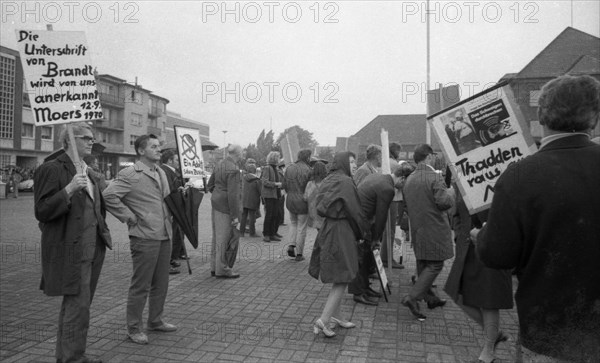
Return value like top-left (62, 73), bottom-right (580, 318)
top-left (243, 129), bottom-right (277, 166)
top-left (276, 125), bottom-right (318, 151)
top-left (315, 146), bottom-right (335, 163)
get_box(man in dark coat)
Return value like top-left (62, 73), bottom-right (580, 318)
top-left (35, 122), bottom-right (112, 363)
top-left (476, 75), bottom-right (600, 362)
top-left (160, 149), bottom-right (184, 274)
top-left (283, 149), bottom-right (312, 261)
top-left (349, 173), bottom-right (395, 306)
top-left (401, 144), bottom-right (454, 321)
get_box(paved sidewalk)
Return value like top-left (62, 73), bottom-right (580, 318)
top-left (1, 195), bottom-right (519, 362)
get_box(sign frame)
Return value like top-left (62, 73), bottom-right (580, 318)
top-left (428, 82), bottom-right (537, 214)
top-left (174, 125), bottom-right (206, 179)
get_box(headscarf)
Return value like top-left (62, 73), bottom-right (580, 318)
top-left (329, 151), bottom-right (355, 177)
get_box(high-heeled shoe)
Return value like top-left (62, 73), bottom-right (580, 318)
top-left (330, 317), bottom-right (356, 329)
top-left (313, 319), bottom-right (336, 337)
top-left (493, 331), bottom-right (509, 350)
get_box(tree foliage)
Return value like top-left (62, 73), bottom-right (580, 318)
top-left (276, 125), bottom-right (318, 151)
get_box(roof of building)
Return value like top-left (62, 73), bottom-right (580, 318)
top-left (515, 27), bottom-right (600, 79)
top-left (566, 54), bottom-right (600, 75)
top-left (351, 114), bottom-right (427, 146)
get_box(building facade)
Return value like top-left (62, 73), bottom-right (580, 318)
top-left (93, 74), bottom-right (169, 178)
top-left (0, 46), bottom-right (55, 181)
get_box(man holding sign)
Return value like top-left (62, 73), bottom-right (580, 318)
top-left (34, 122), bottom-right (112, 363)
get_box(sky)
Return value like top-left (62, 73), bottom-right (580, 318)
top-left (1, 1), bottom-right (599, 148)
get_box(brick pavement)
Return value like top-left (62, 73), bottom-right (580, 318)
top-left (1, 194), bottom-right (520, 362)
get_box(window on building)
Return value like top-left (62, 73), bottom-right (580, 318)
top-left (97, 131), bottom-right (112, 144)
top-left (130, 134), bottom-right (139, 146)
top-left (131, 91), bottom-right (142, 104)
top-left (21, 124), bottom-right (34, 138)
top-left (131, 113), bottom-right (142, 126)
top-left (98, 83), bottom-right (115, 95)
top-left (40, 126), bottom-right (53, 140)
top-left (0, 54), bottom-right (16, 139)
top-left (529, 90), bottom-right (541, 107)
top-left (0, 154), bottom-right (12, 170)
top-left (149, 118), bottom-right (157, 128)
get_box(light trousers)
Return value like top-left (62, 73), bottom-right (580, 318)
top-left (127, 237), bottom-right (171, 334)
top-left (288, 213), bottom-right (309, 255)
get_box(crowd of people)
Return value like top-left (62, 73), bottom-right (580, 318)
top-left (32, 74), bottom-right (600, 363)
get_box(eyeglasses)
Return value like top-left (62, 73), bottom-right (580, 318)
top-left (75, 135), bottom-right (95, 143)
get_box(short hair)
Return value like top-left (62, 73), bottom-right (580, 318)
top-left (134, 134), bottom-right (158, 156)
top-left (266, 151), bottom-right (280, 165)
top-left (297, 149), bottom-right (312, 163)
top-left (59, 122), bottom-right (93, 150)
top-left (160, 149), bottom-right (177, 164)
top-left (389, 142), bottom-right (402, 159)
top-left (245, 158), bottom-right (256, 166)
top-left (538, 75), bottom-right (600, 132)
top-left (413, 144), bottom-right (433, 163)
top-left (227, 144), bottom-right (243, 158)
top-left (365, 144), bottom-right (382, 161)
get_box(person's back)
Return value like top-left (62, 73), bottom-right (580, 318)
top-left (477, 75), bottom-right (600, 361)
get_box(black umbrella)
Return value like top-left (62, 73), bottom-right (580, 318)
top-left (164, 188), bottom-right (204, 274)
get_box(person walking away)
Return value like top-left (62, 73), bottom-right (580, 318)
top-left (444, 190), bottom-right (512, 363)
top-left (401, 144), bottom-right (455, 321)
top-left (283, 149), bottom-right (312, 261)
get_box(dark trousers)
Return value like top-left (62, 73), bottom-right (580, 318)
top-left (381, 201), bottom-right (399, 262)
top-left (348, 241), bottom-right (375, 296)
top-left (56, 242), bottom-right (105, 362)
top-left (409, 259), bottom-right (444, 302)
top-left (240, 208), bottom-right (257, 235)
top-left (263, 198), bottom-right (280, 237)
top-left (278, 195), bottom-right (285, 225)
top-left (170, 223), bottom-right (184, 260)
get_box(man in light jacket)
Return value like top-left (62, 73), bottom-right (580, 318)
top-left (103, 134), bottom-right (176, 345)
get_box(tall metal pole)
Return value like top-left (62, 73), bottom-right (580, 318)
top-left (426, 0), bottom-right (431, 144)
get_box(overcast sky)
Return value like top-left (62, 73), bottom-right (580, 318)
top-left (2, 1), bottom-right (599, 147)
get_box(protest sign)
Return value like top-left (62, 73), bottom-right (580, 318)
top-left (15, 30), bottom-right (102, 126)
top-left (373, 249), bottom-right (391, 302)
top-left (428, 82), bottom-right (537, 214)
top-left (280, 128), bottom-right (301, 165)
top-left (175, 126), bottom-right (206, 179)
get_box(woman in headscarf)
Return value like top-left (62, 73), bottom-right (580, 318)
top-left (309, 152), bottom-right (368, 337)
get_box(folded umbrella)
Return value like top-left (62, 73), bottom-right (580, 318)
top-left (164, 188), bottom-right (204, 274)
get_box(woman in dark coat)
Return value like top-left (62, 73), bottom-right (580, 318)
top-left (309, 152), bottom-right (368, 337)
top-left (444, 189), bottom-right (513, 363)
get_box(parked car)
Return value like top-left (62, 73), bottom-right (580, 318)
top-left (18, 179), bottom-right (34, 192)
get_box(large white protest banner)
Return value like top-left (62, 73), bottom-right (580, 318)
top-left (428, 83), bottom-right (537, 214)
top-left (15, 30), bottom-right (102, 126)
top-left (175, 126), bottom-right (206, 179)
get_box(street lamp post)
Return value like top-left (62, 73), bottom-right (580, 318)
top-left (222, 130), bottom-right (228, 157)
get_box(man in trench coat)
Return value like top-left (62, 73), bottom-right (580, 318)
top-left (401, 144), bottom-right (454, 321)
top-left (35, 122), bottom-right (112, 363)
